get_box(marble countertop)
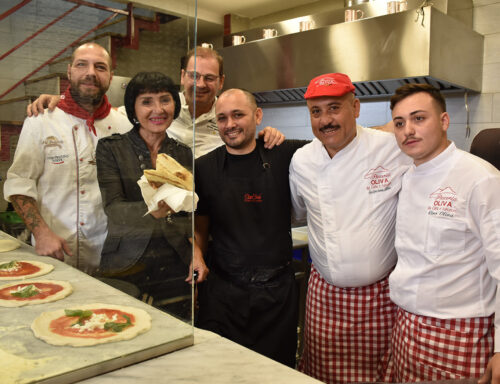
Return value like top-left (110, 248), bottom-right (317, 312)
top-left (76, 227), bottom-right (317, 383)
top-left (0, 232), bottom-right (194, 384)
top-left (77, 327), bottom-right (323, 384)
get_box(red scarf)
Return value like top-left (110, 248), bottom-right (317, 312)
top-left (58, 87), bottom-right (111, 136)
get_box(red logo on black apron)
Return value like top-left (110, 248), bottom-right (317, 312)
top-left (244, 193), bottom-right (263, 203)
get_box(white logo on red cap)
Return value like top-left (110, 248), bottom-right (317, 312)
top-left (317, 77), bottom-right (336, 86)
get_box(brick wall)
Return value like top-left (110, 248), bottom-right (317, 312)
top-left (0, 123), bottom-right (22, 211)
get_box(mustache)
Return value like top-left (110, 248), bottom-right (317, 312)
top-left (224, 127), bottom-right (240, 134)
top-left (403, 136), bottom-right (419, 145)
top-left (79, 75), bottom-right (100, 86)
top-left (319, 123), bottom-right (340, 132)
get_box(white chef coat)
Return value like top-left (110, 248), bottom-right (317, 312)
top-left (4, 107), bottom-right (131, 274)
top-left (389, 142), bottom-right (500, 349)
top-left (167, 92), bottom-right (224, 158)
top-left (289, 125), bottom-right (412, 287)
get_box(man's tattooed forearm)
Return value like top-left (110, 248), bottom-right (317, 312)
top-left (11, 196), bottom-right (43, 231)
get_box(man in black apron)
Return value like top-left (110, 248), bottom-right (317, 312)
top-left (194, 89), bottom-right (307, 367)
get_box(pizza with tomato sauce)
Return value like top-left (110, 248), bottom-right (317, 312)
top-left (31, 303), bottom-right (152, 346)
top-left (0, 280), bottom-right (72, 307)
top-left (0, 260), bottom-right (54, 281)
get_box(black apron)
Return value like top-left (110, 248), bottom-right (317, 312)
top-left (197, 144), bottom-right (298, 367)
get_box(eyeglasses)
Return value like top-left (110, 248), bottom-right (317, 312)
top-left (185, 71), bottom-right (219, 83)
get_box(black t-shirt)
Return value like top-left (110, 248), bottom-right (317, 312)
top-left (224, 147), bottom-right (261, 178)
top-left (195, 139), bottom-right (308, 262)
top-left (196, 139), bottom-right (307, 215)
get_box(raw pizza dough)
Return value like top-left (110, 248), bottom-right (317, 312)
top-left (31, 303), bottom-right (152, 347)
top-left (0, 260), bottom-right (54, 281)
top-left (0, 239), bottom-right (21, 252)
top-left (0, 280), bottom-right (72, 307)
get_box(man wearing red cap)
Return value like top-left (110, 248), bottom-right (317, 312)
top-left (289, 73), bottom-right (411, 383)
top-left (4, 43), bottom-right (130, 274)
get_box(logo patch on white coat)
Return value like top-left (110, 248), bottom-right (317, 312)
top-left (364, 166), bottom-right (392, 193)
top-left (427, 187), bottom-right (457, 217)
top-left (44, 136), bottom-right (68, 165)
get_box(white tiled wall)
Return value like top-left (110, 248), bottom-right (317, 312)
top-left (260, 1), bottom-right (500, 153)
top-left (259, 104), bottom-right (313, 139)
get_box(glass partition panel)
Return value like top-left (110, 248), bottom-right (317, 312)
top-left (0, 0), bottom-right (196, 382)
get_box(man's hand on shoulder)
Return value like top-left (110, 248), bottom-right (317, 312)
top-left (479, 352), bottom-right (500, 384)
top-left (34, 227), bottom-right (72, 261)
top-left (27, 94), bottom-right (61, 117)
top-left (258, 126), bottom-right (285, 149)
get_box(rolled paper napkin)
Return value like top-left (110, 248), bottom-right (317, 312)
top-left (137, 175), bottom-right (198, 216)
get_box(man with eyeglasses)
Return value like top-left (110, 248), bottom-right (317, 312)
top-left (27, 46), bottom-right (284, 158)
top-left (166, 47), bottom-right (226, 158)
top-left (172, 47), bottom-right (284, 157)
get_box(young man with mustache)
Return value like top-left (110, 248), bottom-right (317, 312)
top-left (289, 73), bottom-right (411, 383)
top-left (389, 83), bottom-right (500, 383)
top-left (4, 43), bottom-right (130, 274)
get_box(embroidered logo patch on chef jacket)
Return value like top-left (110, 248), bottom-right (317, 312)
top-left (43, 136), bottom-right (63, 149)
top-left (364, 166), bottom-right (392, 193)
top-left (244, 193), bottom-right (263, 203)
top-left (44, 136), bottom-right (68, 165)
top-left (428, 187), bottom-right (457, 218)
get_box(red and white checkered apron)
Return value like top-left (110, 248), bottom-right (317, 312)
top-left (391, 307), bottom-right (494, 382)
top-left (299, 265), bottom-right (396, 384)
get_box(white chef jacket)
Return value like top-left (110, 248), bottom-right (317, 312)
top-left (4, 107), bottom-right (131, 274)
top-left (167, 92), bottom-right (224, 158)
top-left (389, 143), bottom-right (500, 349)
top-left (289, 125), bottom-right (412, 287)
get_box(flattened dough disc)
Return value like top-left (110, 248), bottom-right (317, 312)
top-left (0, 239), bottom-right (21, 252)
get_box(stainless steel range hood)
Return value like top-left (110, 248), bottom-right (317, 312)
top-left (220, 5), bottom-right (484, 104)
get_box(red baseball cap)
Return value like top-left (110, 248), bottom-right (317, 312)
top-left (304, 73), bottom-right (356, 99)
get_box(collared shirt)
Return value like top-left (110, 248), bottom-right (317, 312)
top-left (389, 142), bottom-right (500, 350)
top-left (167, 92), bottom-right (224, 158)
top-left (4, 107), bottom-right (131, 274)
top-left (289, 125), bottom-right (411, 287)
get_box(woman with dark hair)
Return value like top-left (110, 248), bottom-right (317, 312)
top-left (96, 72), bottom-right (200, 317)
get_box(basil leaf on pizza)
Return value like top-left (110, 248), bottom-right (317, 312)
top-left (0, 260), bottom-right (18, 270)
top-left (11, 284), bottom-right (39, 298)
top-left (0, 259), bottom-right (54, 280)
top-left (64, 309), bottom-right (93, 325)
top-left (31, 304), bottom-right (152, 347)
top-left (0, 280), bottom-right (72, 307)
top-left (65, 309), bottom-right (93, 318)
top-left (104, 314), bottom-right (132, 332)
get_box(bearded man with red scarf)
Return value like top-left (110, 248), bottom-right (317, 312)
top-left (4, 43), bottom-right (131, 274)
